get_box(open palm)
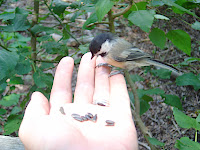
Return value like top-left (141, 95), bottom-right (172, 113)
top-left (19, 53), bottom-right (138, 150)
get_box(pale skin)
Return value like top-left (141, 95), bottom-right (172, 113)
top-left (19, 52), bottom-right (138, 150)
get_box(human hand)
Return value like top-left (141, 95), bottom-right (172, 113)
top-left (19, 52), bottom-right (138, 150)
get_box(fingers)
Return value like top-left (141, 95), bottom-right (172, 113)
top-left (50, 56), bottom-right (74, 108)
top-left (24, 92), bottom-right (50, 118)
top-left (74, 52), bottom-right (96, 104)
top-left (93, 56), bottom-right (111, 105)
top-left (109, 73), bottom-right (131, 114)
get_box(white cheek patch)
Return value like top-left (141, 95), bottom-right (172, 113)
top-left (97, 40), bottom-right (113, 55)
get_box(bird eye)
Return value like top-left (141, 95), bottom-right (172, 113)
top-left (99, 52), bottom-right (107, 57)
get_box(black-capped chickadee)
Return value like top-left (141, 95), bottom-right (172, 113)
top-left (89, 33), bottom-right (182, 77)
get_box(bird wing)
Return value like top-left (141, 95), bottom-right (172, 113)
top-left (113, 47), bottom-right (152, 62)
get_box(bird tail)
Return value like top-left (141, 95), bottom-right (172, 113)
top-left (146, 59), bottom-right (182, 77)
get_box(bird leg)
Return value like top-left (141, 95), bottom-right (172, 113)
top-left (95, 63), bottom-right (113, 68)
top-left (109, 70), bottom-right (124, 77)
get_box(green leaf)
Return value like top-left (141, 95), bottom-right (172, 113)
top-left (176, 73), bottom-right (200, 91)
top-left (40, 62), bottom-right (54, 70)
top-left (137, 88), bottom-right (165, 98)
top-left (31, 25), bottom-right (56, 35)
top-left (71, 11), bottom-right (81, 22)
top-left (173, 108), bottom-right (200, 130)
top-left (0, 108), bottom-right (7, 115)
top-left (196, 114), bottom-right (200, 123)
top-left (148, 137), bottom-right (165, 147)
top-left (0, 50), bottom-right (19, 81)
top-left (15, 58), bottom-right (32, 75)
top-left (163, 94), bottom-right (183, 110)
top-left (162, 0), bottom-right (198, 17)
top-left (166, 30), bottom-right (191, 56)
top-left (150, 1), bottom-right (165, 6)
top-left (130, 74), bottom-right (144, 82)
top-left (154, 14), bottom-right (169, 20)
top-left (151, 68), bottom-right (172, 79)
top-left (140, 99), bottom-right (150, 115)
top-left (9, 76), bottom-right (24, 85)
top-left (15, 7), bottom-right (30, 15)
top-left (12, 14), bottom-right (30, 31)
top-left (128, 10), bottom-right (155, 32)
top-left (95, 0), bottom-right (114, 22)
top-left (0, 82), bottom-right (7, 93)
top-left (82, 13), bottom-right (98, 29)
top-left (63, 24), bottom-right (71, 39)
top-left (42, 41), bottom-right (67, 54)
top-left (0, 94), bottom-right (20, 107)
top-left (52, 0), bottom-right (69, 16)
top-left (79, 44), bottom-right (89, 54)
top-left (149, 28), bottom-right (166, 49)
top-left (0, 12), bottom-right (15, 21)
top-left (123, 2), bottom-right (147, 18)
top-left (192, 21), bottom-right (200, 31)
top-left (179, 57), bottom-right (200, 66)
top-left (0, 8), bottom-right (30, 32)
top-left (33, 70), bottom-right (53, 88)
top-left (137, 88), bottom-right (164, 115)
top-left (4, 115), bottom-right (22, 135)
top-left (142, 95), bottom-right (153, 102)
top-left (10, 106), bottom-right (22, 115)
top-left (175, 137), bottom-right (200, 150)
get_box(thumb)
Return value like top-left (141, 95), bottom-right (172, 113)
top-left (24, 91), bottom-right (50, 118)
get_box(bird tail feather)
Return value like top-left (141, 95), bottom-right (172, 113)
top-left (146, 59), bottom-right (182, 77)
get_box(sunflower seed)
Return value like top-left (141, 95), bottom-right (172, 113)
top-left (71, 113), bottom-right (81, 118)
top-left (105, 120), bottom-right (115, 126)
top-left (105, 123), bottom-right (114, 126)
top-left (73, 116), bottom-right (83, 122)
top-left (85, 114), bottom-right (93, 121)
top-left (87, 113), bottom-right (93, 118)
top-left (97, 102), bottom-right (106, 106)
top-left (92, 114), bottom-right (97, 122)
top-left (81, 116), bottom-right (88, 121)
top-left (59, 107), bottom-right (65, 115)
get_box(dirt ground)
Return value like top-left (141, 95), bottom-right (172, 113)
top-left (1, 1), bottom-right (200, 149)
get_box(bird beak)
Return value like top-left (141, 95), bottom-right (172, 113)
top-left (91, 53), bottom-right (95, 59)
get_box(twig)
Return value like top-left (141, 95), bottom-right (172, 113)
top-left (132, 110), bottom-right (157, 150)
top-left (124, 70), bottom-right (140, 115)
top-left (108, 10), bottom-right (115, 33)
top-left (30, 0), bottom-right (39, 78)
top-left (43, 0), bottom-right (81, 45)
top-left (172, 119), bottom-right (182, 135)
top-left (138, 141), bottom-right (151, 150)
top-left (0, 43), bottom-right (12, 52)
top-left (31, 59), bottom-right (59, 63)
top-left (125, 70), bottom-right (157, 150)
top-left (113, 1), bottom-right (133, 18)
top-left (87, 21), bottom-right (109, 27)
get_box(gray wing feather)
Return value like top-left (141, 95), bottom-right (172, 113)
top-left (114, 47), bottom-right (152, 62)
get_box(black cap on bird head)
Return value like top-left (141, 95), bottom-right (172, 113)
top-left (89, 33), bottom-right (114, 59)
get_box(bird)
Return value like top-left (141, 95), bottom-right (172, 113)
top-left (89, 33), bottom-right (182, 77)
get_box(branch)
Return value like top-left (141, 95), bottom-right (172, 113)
top-left (43, 0), bottom-right (81, 45)
top-left (0, 44), bottom-right (12, 52)
top-left (124, 70), bottom-right (140, 115)
top-left (108, 10), bottom-right (115, 33)
top-left (113, 1), bottom-right (133, 18)
top-left (132, 110), bottom-right (157, 150)
top-left (31, 59), bottom-right (59, 63)
top-left (124, 70), bottom-right (158, 150)
top-left (87, 21), bottom-right (109, 28)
